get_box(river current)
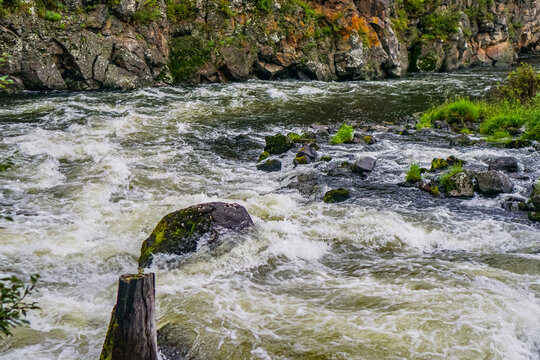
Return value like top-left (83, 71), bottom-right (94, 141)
top-left (1, 58), bottom-right (540, 359)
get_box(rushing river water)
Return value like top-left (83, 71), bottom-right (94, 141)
top-left (1, 58), bottom-right (540, 360)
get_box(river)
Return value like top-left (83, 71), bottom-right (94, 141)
top-left (1, 58), bottom-right (539, 359)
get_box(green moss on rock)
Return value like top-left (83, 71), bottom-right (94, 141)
top-left (139, 202), bottom-right (253, 267)
top-left (257, 151), bottom-right (270, 162)
top-left (323, 188), bottom-right (350, 203)
top-left (264, 133), bottom-right (293, 154)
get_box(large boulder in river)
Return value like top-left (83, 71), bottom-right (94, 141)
top-left (138, 202), bottom-right (254, 267)
top-left (476, 171), bottom-right (514, 196)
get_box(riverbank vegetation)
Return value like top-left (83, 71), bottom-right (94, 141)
top-left (417, 63), bottom-right (540, 142)
top-left (0, 274), bottom-right (40, 336)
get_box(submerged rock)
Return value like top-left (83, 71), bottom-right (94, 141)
top-left (264, 134), bottom-right (293, 155)
top-left (446, 172), bottom-right (474, 198)
top-left (323, 188), bottom-right (350, 203)
top-left (476, 171), bottom-right (514, 196)
top-left (488, 157), bottom-right (519, 173)
top-left (257, 159), bottom-right (282, 172)
top-left (138, 202), bottom-right (254, 267)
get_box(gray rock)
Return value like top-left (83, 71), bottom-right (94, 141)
top-left (351, 157), bottom-right (376, 174)
top-left (138, 202), bottom-right (254, 267)
top-left (476, 171), bottom-right (514, 196)
top-left (446, 172), bottom-right (474, 198)
top-left (112, 0), bottom-right (138, 21)
top-left (488, 157), bottom-right (519, 173)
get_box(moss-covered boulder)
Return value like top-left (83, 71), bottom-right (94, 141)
top-left (138, 202), bottom-right (254, 267)
top-left (264, 134), bottom-right (293, 155)
top-left (445, 172), bottom-right (474, 198)
top-left (293, 155), bottom-right (311, 165)
top-left (323, 188), bottom-right (350, 203)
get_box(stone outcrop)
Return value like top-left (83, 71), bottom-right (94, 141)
top-left (1, 0), bottom-right (539, 91)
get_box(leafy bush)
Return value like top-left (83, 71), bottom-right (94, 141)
top-left (132, 0), bottom-right (161, 23)
top-left (255, 0), bottom-right (272, 13)
top-left (440, 163), bottom-right (463, 192)
top-left (166, 0), bottom-right (196, 21)
top-left (497, 63), bottom-right (540, 104)
top-left (44, 10), bottom-right (61, 21)
top-left (330, 124), bottom-right (354, 144)
top-left (169, 36), bottom-right (211, 82)
top-left (405, 162), bottom-right (422, 182)
top-left (1, 274), bottom-right (40, 336)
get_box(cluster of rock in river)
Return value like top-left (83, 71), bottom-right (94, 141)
top-left (255, 124), bottom-right (540, 222)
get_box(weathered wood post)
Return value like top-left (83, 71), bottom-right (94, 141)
top-left (100, 273), bottom-right (158, 360)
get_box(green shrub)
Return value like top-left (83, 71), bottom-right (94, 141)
top-left (44, 10), bottom-right (61, 21)
top-left (132, 0), bottom-right (161, 23)
top-left (440, 163), bottom-right (463, 192)
top-left (166, 0), bottom-right (196, 21)
top-left (497, 63), bottom-right (540, 104)
top-left (1, 274), bottom-right (40, 336)
top-left (331, 124), bottom-right (354, 144)
top-left (480, 112), bottom-right (525, 136)
top-left (255, 0), bottom-right (272, 13)
top-left (169, 36), bottom-right (211, 82)
top-left (405, 162), bottom-right (422, 182)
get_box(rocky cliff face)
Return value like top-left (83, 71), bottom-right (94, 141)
top-left (0, 0), bottom-right (538, 91)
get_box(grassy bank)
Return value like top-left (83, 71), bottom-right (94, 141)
top-left (416, 63), bottom-right (540, 142)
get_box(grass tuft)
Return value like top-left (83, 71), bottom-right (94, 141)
top-left (331, 124), bottom-right (354, 144)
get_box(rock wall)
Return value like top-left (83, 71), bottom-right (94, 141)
top-left (0, 0), bottom-right (538, 91)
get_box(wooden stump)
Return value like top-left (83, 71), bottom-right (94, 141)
top-left (100, 273), bottom-right (158, 360)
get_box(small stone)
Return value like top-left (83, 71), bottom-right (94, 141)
top-left (363, 135), bottom-right (376, 145)
top-left (257, 151), bottom-right (270, 162)
top-left (293, 155), bottom-right (311, 165)
top-left (320, 156), bottom-right (332, 162)
top-left (257, 159), bottom-right (282, 172)
top-left (323, 188), bottom-right (350, 203)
